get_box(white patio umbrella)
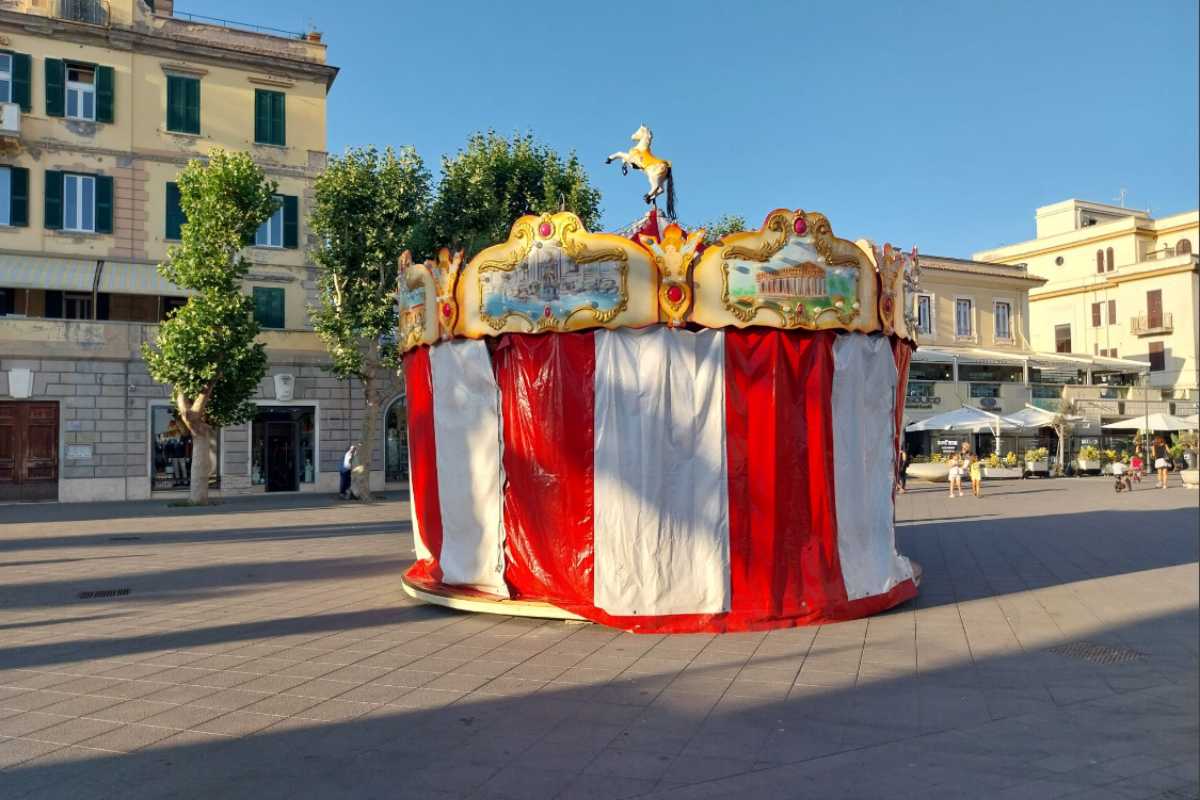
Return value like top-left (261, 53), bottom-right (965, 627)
top-left (1101, 412), bottom-right (1196, 432)
top-left (1183, 414), bottom-right (1199, 430)
top-left (906, 406), bottom-right (1025, 454)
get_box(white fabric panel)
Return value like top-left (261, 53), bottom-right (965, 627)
top-left (429, 340), bottom-right (508, 596)
top-left (406, 441), bottom-right (432, 562)
top-left (832, 335), bottom-right (914, 600)
top-left (593, 327), bottom-right (730, 616)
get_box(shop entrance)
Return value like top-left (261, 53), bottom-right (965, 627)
top-left (251, 406), bottom-right (316, 492)
top-left (0, 402), bottom-right (59, 503)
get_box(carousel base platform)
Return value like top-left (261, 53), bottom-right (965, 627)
top-left (401, 574), bottom-right (587, 621)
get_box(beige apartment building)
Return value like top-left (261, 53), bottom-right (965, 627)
top-left (974, 199), bottom-right (1199, 404)
top-left (903, 254), bottom-right (1152, 456)
top-left (0, 0), bottom-right (404, 502)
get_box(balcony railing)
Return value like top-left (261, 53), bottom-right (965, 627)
top-left (57, 0), bottom-right (109, 25)
top-left (1130, 312), bottom-right (1173, 336)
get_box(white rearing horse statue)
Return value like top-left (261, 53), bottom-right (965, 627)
top-left (606, 125), bottom-right (676, 219)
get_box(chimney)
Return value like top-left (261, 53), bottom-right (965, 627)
top-left (155, 0), bottom-right (174, 16)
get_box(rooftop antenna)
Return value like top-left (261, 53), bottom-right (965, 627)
top-left (1113, 187), bottom-right (1128, 208)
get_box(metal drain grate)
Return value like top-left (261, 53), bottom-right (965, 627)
top-left (108, 536), bottom-right (141, 541)
top-left (1048, 640), bottom-right (1145, 665)
top-left (77, 588), bottom-right (131, 600)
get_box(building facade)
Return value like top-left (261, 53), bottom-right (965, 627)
top-left (0, 0), bottom-right (404, 502)
top-left (903, 255), bottom-right (1154, 457)
top-left (973, 199), bottom-right (1199, 401)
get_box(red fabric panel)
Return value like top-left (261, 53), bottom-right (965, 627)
top-left (494, 332), bottom-right (597, 611)
top-left (402, 346), bottom-right (443, 585)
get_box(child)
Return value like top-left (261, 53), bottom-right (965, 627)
top-left (969, 454), bottom-right (983, 497)
top-left (1130, 453), bottom-right (1143, 482)
top-left (948, 456), bottom-right (964, 498)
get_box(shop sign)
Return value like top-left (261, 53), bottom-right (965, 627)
top-left (66, 444), bottom-right (93, 461)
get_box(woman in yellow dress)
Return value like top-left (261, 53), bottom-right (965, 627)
top-left (969, 454), bottom-right (983, 497)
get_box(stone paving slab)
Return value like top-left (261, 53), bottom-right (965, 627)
top-left (0, 479), bottom-right (1197, 799)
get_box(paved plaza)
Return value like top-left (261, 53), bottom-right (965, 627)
top-left (0, 478), bottom-right (1197, 799)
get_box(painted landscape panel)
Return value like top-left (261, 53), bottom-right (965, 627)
top-left (726, 240), bottom-right (857, 311)
top-left (480, 243), bottom-right (624, 323)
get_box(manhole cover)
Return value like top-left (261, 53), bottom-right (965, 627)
top-left (78, 588), bottom-right (131, 600)
top-left (1048, 640), bottom-right (1145, 665)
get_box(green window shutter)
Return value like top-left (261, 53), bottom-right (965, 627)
top-left (44, 170), bottom-right (63, 229)
top-left (282, 195), bottom-right (298, 249)
top-left (95, 175), bottom-right (113, 234)
top-left (165, 181), bottom-right (184, 240)
top-left (254, 89), bottom-right (285, 145)
top-left (12, 53), bottom-right (31, 112)
top-left (253, 287), bottom-right (285, 329)
top-left (9, 166), bottom-right (28, 226)
top-left (95, 65), bottom-right (115, 123)
top-left (166, 75), bottom-right (200, 134)
top-left (45, 58), bottom-right (65, 117)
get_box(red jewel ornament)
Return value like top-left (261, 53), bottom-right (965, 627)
top-left (538, 222), bottom-right (553, 238)
top-left (882, 296), bottom-right (894, 314)
top-left (666, 284), bottom-right (684, 304)
top-left (793, 217), bottom-right (808, 236)
top-left (543, 306), bottom-right (552, 318)
top-left (442, 302), bottom-right (453, 317)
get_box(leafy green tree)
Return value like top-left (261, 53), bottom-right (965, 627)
top-left (698, 213), bottom-right (748, 244)
top-left (427, 131), bottom-right (602, 257)
top-left (142, 149), bottom-right (276, 504)
top-left (309, 146), bottom-right (432, 500)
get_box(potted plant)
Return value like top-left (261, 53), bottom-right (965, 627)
top-left (983, 451), bottom-right (1022, 479)
top-left (1077, 445), bottom-right (1101, 473)
top-left (1024, 447), bottom-right (1049, 476)
top-left (907, 452), bottom-right (952, 482)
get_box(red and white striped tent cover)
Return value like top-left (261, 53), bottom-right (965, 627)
top-left (403, 326), bottom-right (917, 634)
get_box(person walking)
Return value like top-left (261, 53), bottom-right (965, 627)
top-left (896, 450), bottom-right (908, 494)
top-left (1152, 436), bottom-right (1171, 489)
top-left (969, 454), bottom-right (983, 497)
top-left (339, 443), bottom-right (358, 500)
top-left (948, 456), bottom-right (964, 498)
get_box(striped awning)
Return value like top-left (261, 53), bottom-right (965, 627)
top-left (0, 253), bottom-right (97, 291)
top-left (97, 261), bottom-right (188, 296)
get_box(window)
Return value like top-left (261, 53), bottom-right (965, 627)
top-left (1179, 239), bottom-right (1193, 255)
top-left (66, 63), bottom-right (96, 121)
top-left (253, 287), bottom-right (285, 329)
top-left (45, 171), bottom-right (112, 233)
top-left (255, 201), bottom-right (284, 247)
top-left (45, 59), bottom-right (112, 122)
top-left (959, 364), bottom-right (1022, 383)
top-left (253, 195), bottom-right (298, 249)
top-left (1148, 342), bottom-right (1165, 372)
top-left (0, 166), bottom-right (27, 227)
top-left (254, 89), bottom-right (286, 146)
top-left (1054, 324), bottom-right (1072, 353)
top-left (1107, 300), bottom-right (1116, 325)
top-left (151, 405), bottom-right (219, 491)
top-left (160, 296), bottom-right (187, 321)
top-left (915, 294), bottom-right (932, 335)
top-left (908, 362), bottom-right (953, 382)
top-left (0, 167), bottom-right (9, 226)
top-left (1095, 250), bottom-right (1104, 273)
top-left (165, 75), bottom-right (201, 134)
top-left (64, 292), bottom-right (92, 320)
top-left (969, 383), bottom-right (1000, 399)
top-left (1146, 289), bottom-right (1162, 329)
top-left (63, 174), bottom-right (96, 232)
top-left (0, 53), bottom-right (10, 103)
top-left (1105, 247), bottom-right (1114, 272)
top-left (165, 182), bottom-right (185, 240)
top-left (955, 298), bottom-right (973, 337)
top-left (994, 301), bottom-right (1012, 340)
top-left (1109, 348), bottom-right (1117, 358)
top-left (1091, 302), bottom-right (1102, 327)
top-left (0, 51), bottom-right (29, 110)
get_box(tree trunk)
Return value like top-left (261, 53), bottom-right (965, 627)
top-left (352, 373), bottom-right (379, 501)
top-left (176, 390), bottom-right (212, 505)
top-left (1054, 425), bottom-right (1065, 477)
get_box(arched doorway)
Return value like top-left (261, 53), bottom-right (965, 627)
top-left (384, 394), bottom-right (408, 482)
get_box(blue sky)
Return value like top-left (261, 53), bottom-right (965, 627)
top-left (192, 0), bottom-right (1198, 257)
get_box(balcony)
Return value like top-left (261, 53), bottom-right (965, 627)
top-left (56, 0), bottom-right (108, 25)
top-left (1130, 312), bottom-right (1173, 336)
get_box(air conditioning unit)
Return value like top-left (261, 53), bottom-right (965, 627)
top-left (0, 102), bottom-right (20, 136)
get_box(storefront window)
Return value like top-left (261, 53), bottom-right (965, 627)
top-left (250, 406), bottom-right (315, 492)
top-left (150, 406), bottom-right (219, 491)
top-left (969, 383), bottom-right (1000, 398)
top-left (908, 362), bottom-right (953, 381)
top-left (385, 398), bottom-right (408, 482)
top-left (958, 364), bottom-right (1023, 383)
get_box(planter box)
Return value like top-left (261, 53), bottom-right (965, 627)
top-left (1025, 459), bottom-right (1049, 474)
top-left (906, 462), bottom-right (951, 483)
top-left (1182, 469), bottom-right (1199, 489)
top-left (982, 467), bottom-right (1022, 480)
top-left (1077, 459), bottom-right (1101, 473)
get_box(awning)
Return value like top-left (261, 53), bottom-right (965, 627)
top-left (0, 253), bottom-right (97, 291)
top-left (97, 261), bottom-right (188, 296)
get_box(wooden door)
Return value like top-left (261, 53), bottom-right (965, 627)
top-left (0, 402), bottom-right (59, 502)
top-left (1146, 290), bottom-right (1162, 329)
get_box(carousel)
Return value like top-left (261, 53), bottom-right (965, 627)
top-left (396, 128), bottom-right (922, 633)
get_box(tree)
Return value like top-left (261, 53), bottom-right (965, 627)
top-left (142, 149), bottom-right (276, 504)
top-left (426, 131), bottom-right (601, 258)
top-left (309, 146), bottom-right (432, 501)
top-left (698, 213), bottom-right (747, 244)
top-left (1050, 398), bottom-right (1078, 477)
